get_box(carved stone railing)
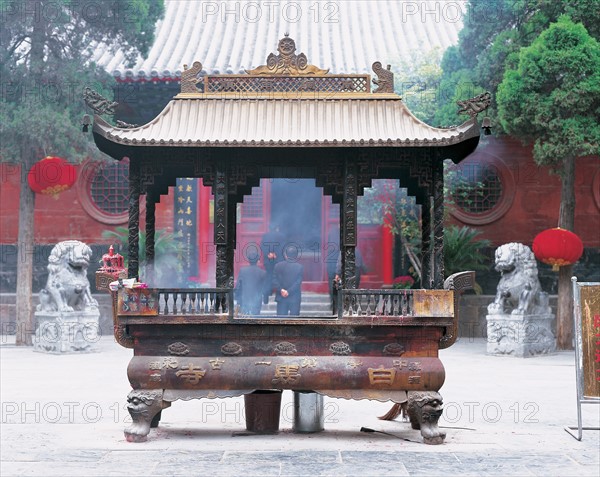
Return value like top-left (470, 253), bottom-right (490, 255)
top-left (337, 273), bottom-right (474, 323)
top-left (339, 289), bottom-right (415, 318)
top-left (117, 279), bottom-right (470, 325)
top-left (337, 288), bottom-right (459, 322)
top-left (156, 288), bottom-right (232, 315)
top-left (115, 287), bottom-right (232, 317)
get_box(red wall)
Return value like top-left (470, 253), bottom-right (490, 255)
top-left (447, 137), bottom-right (600, 247)
top-left (0, 163), bottom-right (174, 245)
top-left (1, 138), bottom-right (597, 254)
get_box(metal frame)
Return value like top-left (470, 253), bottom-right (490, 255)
top-left (564, 277), bottom-right (600, 440)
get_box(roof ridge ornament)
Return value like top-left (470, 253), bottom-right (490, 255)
top-left (83, 87), bottom-right (140, 131)
top-left (372, 62), bottom-right (394, 94)
top-left (245, 34), bottom-right (329, 76)
top-left (457, 91), bottom-right (492, 118)
top-left (181, 61), bottom-right (203, 94)
top-left (83, 87), bottom-right (118, 115)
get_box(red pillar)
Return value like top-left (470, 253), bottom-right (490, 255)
top-left (381, 216), bottom-right (394, 285)
top-left (198, 182), bottom-right (212, 283)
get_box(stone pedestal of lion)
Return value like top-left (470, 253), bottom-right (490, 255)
top-left (486, 243), bottom-right (556, 357)
top-left (34, 241), bottom-right (100, 354)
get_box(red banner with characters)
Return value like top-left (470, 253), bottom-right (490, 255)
top-left (580, 284), bottom-right (600, 398)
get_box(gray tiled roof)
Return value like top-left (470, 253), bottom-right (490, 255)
top-left (93, 95), bottom-right (479, 148)
top-left (93, 0), bottom-right (466, 81)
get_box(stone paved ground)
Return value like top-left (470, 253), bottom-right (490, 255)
top-left (1, 335), bottom-right (598, 477)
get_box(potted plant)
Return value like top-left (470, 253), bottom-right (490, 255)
top-left (392, 275), bottom-right (415, 289)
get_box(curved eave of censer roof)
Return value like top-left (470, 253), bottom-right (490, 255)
top-left (92, 96), bottom-right (480, 160)
top-left (92, 33), bottom-right (488, 163)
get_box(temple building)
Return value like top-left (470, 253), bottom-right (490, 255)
top-left (0, 0), bottom-right (598, 294)
top-left (91, 28), bottom-right (488, 293)
top-left (89, 0), bottom-right (471, 290)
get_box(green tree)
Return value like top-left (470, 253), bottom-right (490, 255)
top-left (497, 16), bottom-right (600, 349)
top-left (0, 0), bottom-right (165, 345)
top-left (436, 1), bottom-right (600, 350)
top-left (434, 0), bottom-right (600, 126)
top-left (391, 47), bottom-right (444, 125)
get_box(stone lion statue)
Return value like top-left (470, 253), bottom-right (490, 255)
top-left (379, 391), bottom-right (446, 445)
top-left (487, 243), bottom-right (549, 315)
top-left (125, 390), bottom-right (169, 442)
top-left (37, 240), bottom-right (98, 312)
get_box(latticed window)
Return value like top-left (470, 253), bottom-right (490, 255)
top-left (452, 163), bottom-right (503, 214)
top-left (90, 162), bottom-right (129, 215)
top-left (241, 185), bottom-right (263, 218)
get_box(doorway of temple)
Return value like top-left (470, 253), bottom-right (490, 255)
top-left (270, 179), bottom-right (321, 250)
top-left (269, 179), bottom-right (323, 284)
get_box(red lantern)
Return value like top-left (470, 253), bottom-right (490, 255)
top-left (27, 156), bottom-right (76, 198)
top-left (532, 227), bottom-right (584, 271)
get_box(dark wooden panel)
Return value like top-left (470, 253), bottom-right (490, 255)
top-left (128, 323), bottom-right (443, 358)
top-left (127, 355), bottom-right (445, 392)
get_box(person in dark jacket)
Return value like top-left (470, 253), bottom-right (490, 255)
top-left (260, 224), bottom-right (285, 304)
top-left (235, 252), bottom-right (266, 315)
top-left (273, 245), bottom-right (304, 316)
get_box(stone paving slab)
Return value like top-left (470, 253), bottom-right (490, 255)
top-left (1, 336), bottom-right (599, 476)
